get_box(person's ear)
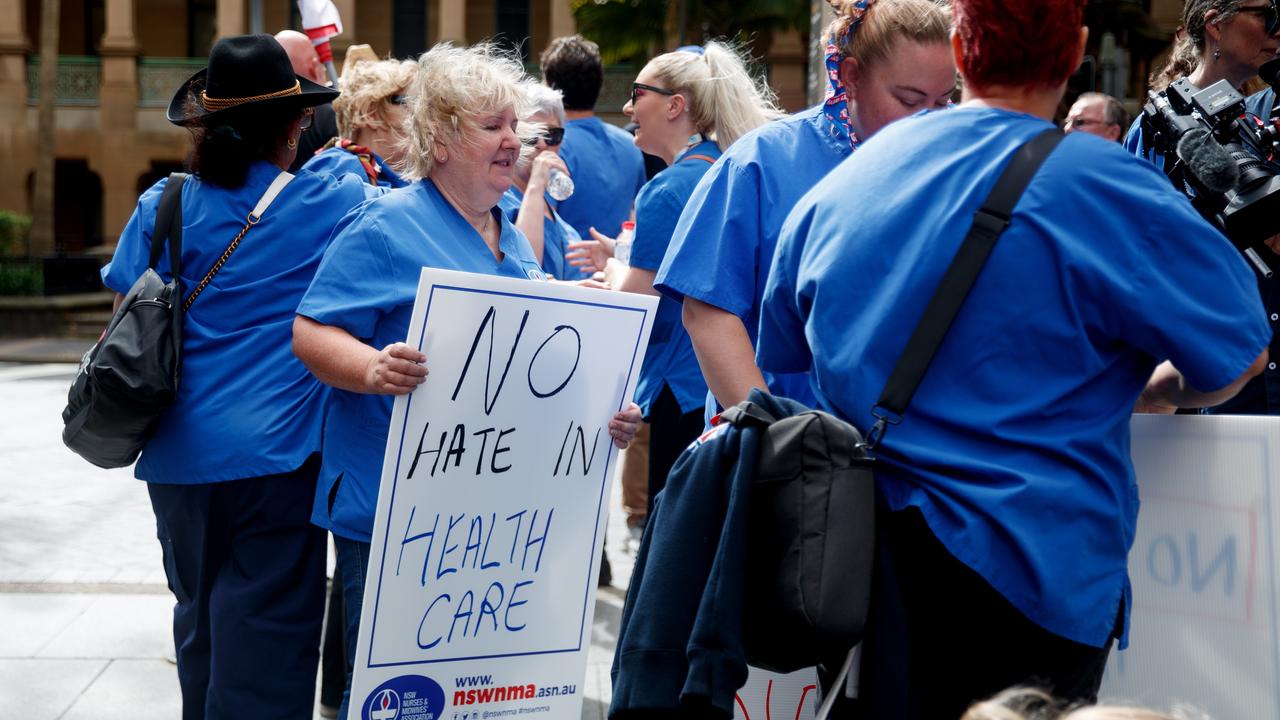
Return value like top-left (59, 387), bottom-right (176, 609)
top-left (1104, 123), bottom-right (1123, 142)
top-left (950, 28), bottom-right (965, 81)
top-left (668, 93), bottom-right (687, 121)
top-left (839, 56), bottom-right (859, 94)
top-left (1204, 9), bottom-right (1223, 46)
top-left (1075, 26), bottom-right (1090, 71)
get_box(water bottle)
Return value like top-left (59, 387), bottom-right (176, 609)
top-left (547, 168), bottom-right (575, 202)
top-left (615, 221), bottom-right (635, 266)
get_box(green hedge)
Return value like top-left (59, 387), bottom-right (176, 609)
top-left (0, 262), bottom-right (42, 296)
top-left (0, 211), bottom-right (31, 256)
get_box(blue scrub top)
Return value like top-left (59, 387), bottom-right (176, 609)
top-left (1126, 86), bottom-right (1280, 415)
top-left (654, 105), bottom-right (849, 418)
top-left (630, 140), bottom-right (720, 416)
top-left (760, 106), bottom-right (1270, 649)
top-left (101, 161), bottom-right (371, 484)
top-left (498, 186), bottom-right (589, 280)
top-left (555, 117), bottom-right (646, 238)
top-left (297, 179), bottom-right (546, 543)
top-left (302, 145), bottom-right (409, 189)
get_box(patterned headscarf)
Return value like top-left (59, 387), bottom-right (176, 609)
top-left (823, 0), bottom-right (875, 152)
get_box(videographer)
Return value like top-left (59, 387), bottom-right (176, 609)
top-left (1126, 0), bottom-right (1280, 415)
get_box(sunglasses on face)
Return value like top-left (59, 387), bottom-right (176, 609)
top-left (631, 82), bottom-right (676, 106)
top-left (299, 107), bottom-right (314, 130)
top-left (522, 126), bottom-right (565, 147)
top-left (1239, 0), bottom-right (1280, 37)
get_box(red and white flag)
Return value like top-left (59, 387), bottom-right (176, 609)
top-left (296, 0), bottom-right (343, 64)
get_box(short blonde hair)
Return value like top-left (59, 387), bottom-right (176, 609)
top-left (829, 0), bottom-right (952, 71)
top-left (333, 58), bottom-right (415, 138)
top-left (643, 41), bottom-right (784, 150)
top-left (401, 42), bottom-right (538, 180)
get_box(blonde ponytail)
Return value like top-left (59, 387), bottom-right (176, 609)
top-left (647, 41), bottom-right (785, 150)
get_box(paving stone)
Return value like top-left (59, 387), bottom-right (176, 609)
top-left (59, 659), bottom-right (182, 720)
top-left (0, 658), bottom-right (107, 720)
top-left (0, 594), bottom-right (94, 657)
top-left (39, 595), bottom-right (174, 660)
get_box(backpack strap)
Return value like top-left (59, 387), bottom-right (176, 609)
top-left (720, 401), bottom-right (778, 429)
top-left (147, 172), bottom-right (189, 279)
top-left (864, 128), bottom-right (1064, 449)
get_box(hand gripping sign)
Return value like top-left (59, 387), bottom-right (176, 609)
top-left (347, 269), bottom-right (656, 720)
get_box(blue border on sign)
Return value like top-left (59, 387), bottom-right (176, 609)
top-left (365, 282), bottom-right (650, 669)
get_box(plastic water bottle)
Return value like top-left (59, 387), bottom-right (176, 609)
top-left (615, 221), bottom-right (635, 266)
top-left (547, 168), bottom-right (575, 202)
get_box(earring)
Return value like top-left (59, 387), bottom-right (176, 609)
top-left (1214, 45), bottom-right (1221, 60)
top-left (287, 136), bottom-right (298, 149)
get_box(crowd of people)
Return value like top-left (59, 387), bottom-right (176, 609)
top-left (96, 0), bottom-right (1278, 718)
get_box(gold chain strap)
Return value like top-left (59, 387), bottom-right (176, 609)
top-left (183, 211), bottom-right (260, 311)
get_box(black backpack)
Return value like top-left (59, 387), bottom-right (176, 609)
top-left (721, 397), bottom-right (875, 674)
top-left (62, 173), bottom-right (187, 469)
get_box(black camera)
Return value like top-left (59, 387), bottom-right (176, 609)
top-left (1141, 68), bottom-right (1280, 272)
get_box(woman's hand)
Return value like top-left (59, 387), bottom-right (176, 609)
top-left (566, 227), bottom-right (616, 274)
top-left (526, 152), bottom-right (570, 197)
top-left (364, 342), bottom-right (428, 395)
top-left (608, 402), bottom-right (644, 448)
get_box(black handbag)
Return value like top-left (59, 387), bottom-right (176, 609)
top-left (62, 170), bottom-right (293, 469)
top-left (62, 173), bottom-right (188, 469)
top-left (722, 129), bottom-right (1066, 696)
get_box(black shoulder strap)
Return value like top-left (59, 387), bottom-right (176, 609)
top-left (865, 128), bottom-right (1063, 448)
top-left (147, 172), bottom-right (188, 280)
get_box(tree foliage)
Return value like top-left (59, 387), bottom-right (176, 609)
top-left (571, 0), bottom-right (809, 65)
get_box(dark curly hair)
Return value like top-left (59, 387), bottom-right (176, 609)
top-left (184, 96), bottom-right (302, 188)
top-left (539, 35), bottom-right (603, 111)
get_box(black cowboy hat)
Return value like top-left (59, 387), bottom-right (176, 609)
top-left (166, 34), bottom-right (339, 126)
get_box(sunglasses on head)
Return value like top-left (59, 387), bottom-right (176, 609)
top-left (1239, 0), bottom-right (1280, 36)
top-left (387, 94), bottom-right (409, 105)
top-left (631, 82), bottom-right (676, 106)
top-left (522, 126), bottom-right (565, 147)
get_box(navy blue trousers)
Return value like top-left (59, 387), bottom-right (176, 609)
top-left (148, 455), bottom-right (328, 720)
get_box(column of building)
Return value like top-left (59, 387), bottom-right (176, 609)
top-left (0, 0), bottom-right (32, 218)
top-left (95, 0), bottom-right (151, 245)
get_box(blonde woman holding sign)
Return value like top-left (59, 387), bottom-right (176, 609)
top-left (292, 42), bottom-right (642, 720)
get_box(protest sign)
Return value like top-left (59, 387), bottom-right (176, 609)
top-left (734, 667), bottom-right (818, 720)
top-left (1101, 414), bottom-right (1280, 718)
top-left (348, 268), bottom-right (656, 720)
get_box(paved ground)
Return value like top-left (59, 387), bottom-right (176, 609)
top-left (0, 362), bottom-right (637, 720)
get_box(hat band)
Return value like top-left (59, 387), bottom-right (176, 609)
top-left (200, 80), bottom-right (302, 111)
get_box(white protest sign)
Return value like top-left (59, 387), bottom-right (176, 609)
top-left (734, 667), bottom-right (818, 720)
top-left (348, 268), bottom-right (656, 720)
top-left (1101, 414), bottom-right (1280, 718)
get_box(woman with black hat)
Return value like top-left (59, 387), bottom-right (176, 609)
top-left (98, 34), bottom-right (371, 719)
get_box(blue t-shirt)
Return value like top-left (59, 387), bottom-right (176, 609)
top-left (498, 186), bottom-right (588, 281)
top-left (760, 107), bottom-right (1271, 649)
top-left (655, 105), bottom-right (849, 418)
top-left (556, 117), bottom-right (646, 238)
top-left (1126, 86), bottom-right (1280, 415)
top-left (297, 179), bottom-right (546, 543)
top-left (101, 161), bottom-right (371, 484)
top-left (302, 145), bottom-right (409, 189)
top-left (630, 140), bottom-right (720, 416)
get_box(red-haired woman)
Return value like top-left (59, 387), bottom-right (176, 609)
top-left (759, 1), bottom-right (1269, 717)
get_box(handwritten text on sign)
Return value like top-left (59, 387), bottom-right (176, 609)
top-left (348, 269), bottom-right (656, 720)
